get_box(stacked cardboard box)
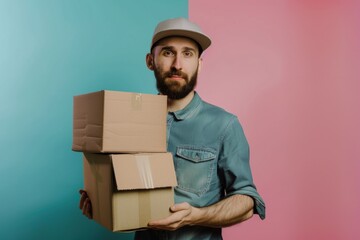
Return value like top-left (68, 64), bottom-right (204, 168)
top-left (72, 90), bottom-right (177, 232)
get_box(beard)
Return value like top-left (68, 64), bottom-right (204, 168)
top-left (154, 67), bottom-right (198, 100)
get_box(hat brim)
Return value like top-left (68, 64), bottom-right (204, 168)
top-left (151, 29), bottom-right (211, 52)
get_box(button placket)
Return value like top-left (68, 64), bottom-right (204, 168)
top-left (167, 113), bottom-right (174, 146)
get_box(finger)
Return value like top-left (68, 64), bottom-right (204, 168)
top-left (148, 219), bottom-right (181, 231)
top-left (86, 200), bottom-right (92, 219)
top-left (82, 198), bottom-right (89, 216)
top-left (149, 212), bottom-right (182, 227)
top-left (149, 224), bottom-right (179, 231)
top-left (79, 192), bottom-right (87, 209)
top-left (170, 202), bottom-right (190, 212)
top-left (81, 198), bottom-right (86, 214)
top-left (149, 217), bottom-right (171, 226)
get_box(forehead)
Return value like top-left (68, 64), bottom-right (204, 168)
top-left (154, 36), bottom-right (199, 51)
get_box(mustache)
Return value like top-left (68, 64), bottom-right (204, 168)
top-left (166, 69), bottom-right (187, 78)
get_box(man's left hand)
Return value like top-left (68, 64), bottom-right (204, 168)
top-left (148, 202), bottom-right (198, 231)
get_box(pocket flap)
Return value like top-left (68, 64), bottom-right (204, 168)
top-left (176, 147), bottom-right (216, 163)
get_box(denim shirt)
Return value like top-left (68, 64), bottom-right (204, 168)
top-left (135, 92), bottom-right (265, 240)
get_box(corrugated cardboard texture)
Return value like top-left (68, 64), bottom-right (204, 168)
top-left (83, 153), bottom-right (177, 232)
top-left (73, 90), bottom-right (167, 153)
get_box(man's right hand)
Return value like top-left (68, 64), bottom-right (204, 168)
top-left (79, 189), bottom-right (93, 219)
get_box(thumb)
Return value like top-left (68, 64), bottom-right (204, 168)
top-left (170, 202), bottom-right (190, 212)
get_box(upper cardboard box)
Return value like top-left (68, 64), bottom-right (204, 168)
top-left (72, 90), bottom-right (167, 153)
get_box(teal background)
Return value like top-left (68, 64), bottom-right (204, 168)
top-left (0, 0), bottom-right (187, 239)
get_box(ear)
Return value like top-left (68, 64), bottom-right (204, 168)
top-left (146, 53), bottom-right (154, 70)
top-left (197, 58), bottom-right (203, 73)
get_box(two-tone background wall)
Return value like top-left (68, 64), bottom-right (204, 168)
top-left (0, 1), bottom-right (186, 239)
top-left (1, 0), bottom-right (359, 239)
top-left (192, 1), bottom-right (360, 239)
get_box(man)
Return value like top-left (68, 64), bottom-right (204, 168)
top-left (80, 17), bottom-right (265, 240)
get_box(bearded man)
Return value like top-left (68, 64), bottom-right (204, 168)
top-left (80, 18), bottom-right (265, 240)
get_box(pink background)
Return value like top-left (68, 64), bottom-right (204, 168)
top-left (190, 1), bottom-right (360, 239)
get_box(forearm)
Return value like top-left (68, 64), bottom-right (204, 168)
top-left (191, 194), bottom-right (254, 228)
top-left (147, 194), bottom-right (254, 230)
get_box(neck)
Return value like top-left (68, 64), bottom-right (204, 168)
top-left (167, 91), bottom-right (195, 112)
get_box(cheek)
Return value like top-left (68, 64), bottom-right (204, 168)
top-left (153, 65), bottom-right (165, 76)
top-left (155, 59), bottom-right (171, 70)
top-left (186, 61), bottom-right (199, 75)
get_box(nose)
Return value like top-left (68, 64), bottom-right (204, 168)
top-left (171, 54), bottom-right (182, 70)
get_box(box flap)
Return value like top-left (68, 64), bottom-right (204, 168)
top-left (112, 153), bottom-right (177, 190)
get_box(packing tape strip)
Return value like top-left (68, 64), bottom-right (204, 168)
top-left (135, 155), bottom-right (154, 189)
top-left (131, 93), bottom-right (142, 110)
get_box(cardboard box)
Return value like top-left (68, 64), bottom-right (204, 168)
top-left (73, 90), bottom-right (167, 153)
top-left (83, 152), bottom-right (177, 232)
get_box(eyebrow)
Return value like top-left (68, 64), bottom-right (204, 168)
top-left (160, 46), bottom-right (197, 53)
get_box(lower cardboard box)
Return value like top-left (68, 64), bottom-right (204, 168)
top-left (83, 152), bottom-right (177, 232)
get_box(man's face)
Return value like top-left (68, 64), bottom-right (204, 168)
top-left (149, 37), bottom-right (201, 100)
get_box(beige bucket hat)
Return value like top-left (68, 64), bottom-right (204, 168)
top-left (151, 17), bottom-right (212, 52)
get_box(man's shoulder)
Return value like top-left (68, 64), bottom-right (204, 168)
top-left (201, 99), bottom-right (237, 120)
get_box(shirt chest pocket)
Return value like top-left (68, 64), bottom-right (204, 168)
top-left (175, 146), bottom-right (217, 196)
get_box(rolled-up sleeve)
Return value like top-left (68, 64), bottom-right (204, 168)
top-left (218, 116), bottom-right (266, 220)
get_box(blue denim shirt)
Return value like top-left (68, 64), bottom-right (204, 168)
top-left (135, 92), bottom-right (265, 240)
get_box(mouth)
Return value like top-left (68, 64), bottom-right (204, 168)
top-left (168, 75), bottom-right (184, 80)
top-left (166, 70), bottom-right (187, 81)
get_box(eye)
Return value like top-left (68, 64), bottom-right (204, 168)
top-left (162, 50), bottom-right (174, 57)
top-left (183, 51), bottom-right (194, 57)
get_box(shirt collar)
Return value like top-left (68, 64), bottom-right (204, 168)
top-left (171, 92), bottom-right (202, 121)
